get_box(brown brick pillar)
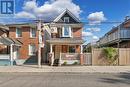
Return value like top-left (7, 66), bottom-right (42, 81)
top-left (80, 53), bottom-right (84, 65)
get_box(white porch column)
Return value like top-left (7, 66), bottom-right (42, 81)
top-left (50, 44), bottom-right (54, 66)
top-left (80, 45), bottom-right (83, 54)
top-left (10, 44), bottom-right (13, 66)
top-left (50, 44), bottom-right (53, 53)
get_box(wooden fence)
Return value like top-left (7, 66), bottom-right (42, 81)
top-left (92, 48), bottom-right (130, 66)
top-left (119, 48), bottom-right (130, 65)
top-left (83, 53), bottom-right (92, 65)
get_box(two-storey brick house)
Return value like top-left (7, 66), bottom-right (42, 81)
top-left (7, 23), bottom-right (43, 64)
top-left (46, 9), bottom-right (84, 65)
top-left (0, 9), bottom-right (84, 66)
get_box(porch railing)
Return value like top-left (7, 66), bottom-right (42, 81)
top-left (60, 53), bottom-right (80, 60)
top-left (0, 54), bottom-right (10, 59)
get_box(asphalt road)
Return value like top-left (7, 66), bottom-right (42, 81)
top-left (0, 73), bottom-right (130, 87)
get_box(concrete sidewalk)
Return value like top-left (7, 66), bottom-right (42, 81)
top-left (0, 65), bottom-right (130, 73)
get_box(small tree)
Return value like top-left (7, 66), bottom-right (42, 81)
top-left (103, 47), bottom-right (118, 65)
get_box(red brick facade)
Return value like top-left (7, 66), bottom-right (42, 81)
top-left (73, 28), bottom-right (82, 38)
top-left (9, 26), bottom-right (39, 59)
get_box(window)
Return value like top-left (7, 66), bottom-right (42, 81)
top-left (62, 26), bottom-right (72, 37)
top-left (64, 17), bottom-right (69, 22)
top-left (16, 28), bottom-right (22, 38)
top-left (30, 28), bottom-right (36, 38)
top-left (69, 46), bottom-right (76, 53)
top-left (29, 44), bottom-right (36, 55)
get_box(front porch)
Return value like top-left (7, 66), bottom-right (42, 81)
top-left (47, 38), bottom-right (84, 66)
top-left (0, 37), bottom-right (22, 66)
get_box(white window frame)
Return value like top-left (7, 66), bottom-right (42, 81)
top-left (64, 17), bottom-right (69, 22)
top-left (30, 28), bottom-right (36, 38)
top-left (29, 44), bottom-right (36, 56)
top-left (16, 28), bottom-right (22, 38)
top-left (62, 26), bottom-right (72, 37)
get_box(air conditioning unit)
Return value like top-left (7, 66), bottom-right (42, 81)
top-left (51, 27), bottom-right (57, 33)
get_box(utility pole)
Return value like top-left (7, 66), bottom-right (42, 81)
top-left (37, 20), bottom-right (42, 68)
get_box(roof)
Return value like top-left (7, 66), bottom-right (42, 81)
top-left (46, 38), bottom-right (84, 45)
top-left (0, 37), bottom-right (22, 46)
top-left (0, 24), bottom-right (9, 31)
top-left (53, 9), bottom-right (80, 23)
top-left (6, 23), bottom-right (36, 28)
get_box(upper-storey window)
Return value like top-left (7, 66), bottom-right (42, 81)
top-left (62, 25), bottom-right (72, 37)
top-left (30, 28), bottom-right (36, 38)
top-left (64, 17), bottom-right (69, 23)
top-left (16, 28), bottom-right (22, 38)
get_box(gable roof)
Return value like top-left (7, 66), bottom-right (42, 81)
top-left (53, 9), bottom-right (80, 23)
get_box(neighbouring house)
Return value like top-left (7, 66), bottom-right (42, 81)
top-left (0, 24), bottom-right (22, 65)
top-left (98, 17), bottom-right (130, 48)
top-left (7, 23), bottom-right (44, 65)
top-left (45, 9), bottom-right (84, 65)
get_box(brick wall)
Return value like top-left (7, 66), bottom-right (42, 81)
top-left (9, 26), bottom-right (39, 60)
top-left (73, 28), bottom-right (82, 38)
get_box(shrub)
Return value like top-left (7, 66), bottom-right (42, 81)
top-left (103, 47), bottom-right (118, 65)
top-left (63, 61), bottom-right (67, 65)
top-left (73, 61), bottom-right (78, 65)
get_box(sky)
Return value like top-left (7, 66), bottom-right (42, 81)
top-left (0, 0), bottom-right (130, 44)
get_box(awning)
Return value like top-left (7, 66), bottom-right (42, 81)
top-left (0, 37), bottom-right (22, 46)
top-left (47, 38), bottom-right (84, 45)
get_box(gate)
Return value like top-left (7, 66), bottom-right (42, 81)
top-left (83, 53), bottom-right (92, 65)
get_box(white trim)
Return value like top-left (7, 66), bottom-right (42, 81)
top-left (16, 28), bottom-right (22, 38)
top-left (64, 17), bottom-right (69, 22)
top-left (53, 9), bottom-right (80, 22)
top-left (28, 44), bottom-right (36, 56)
top-left (62, 26), bottom-right (72, 37)
top-left (30, 28), bottom-right (36, 38)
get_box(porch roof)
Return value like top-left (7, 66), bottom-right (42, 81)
top-left (0, 37), bottom-right (22, 46)
top-left (46, 38), bottom-right (84, 45)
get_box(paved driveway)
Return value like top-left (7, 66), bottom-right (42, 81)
top-left (0, 73), bottom-right (130, 87)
